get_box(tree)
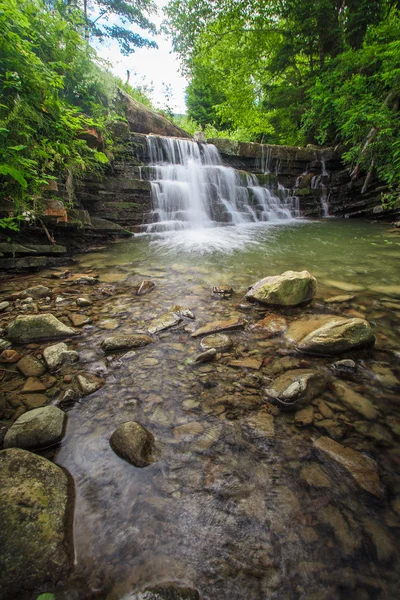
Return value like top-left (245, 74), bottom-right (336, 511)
top-left (186, 64), bottom-right (231, 130)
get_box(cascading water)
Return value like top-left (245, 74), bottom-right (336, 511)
top-left (311, 160), bottom-right (330, 217)
top-left (143, 135), bottom-right (298, 235)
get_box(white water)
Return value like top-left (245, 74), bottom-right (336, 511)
top-left (311, 160), bottom-right (330, 217)
top-left (143, 136), bottom-right (299, 237)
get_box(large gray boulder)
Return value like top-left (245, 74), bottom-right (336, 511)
top-left (246, 270), bottom-right (316, 306)
top-left (110, 421), bottom-right (157, 467)
top-left (4, 406), bottom-right (66, 450)
top-left (287, 315), bottom-right (375, 355)
top-left (6, 314), bottom-right (78, 343)
top-left (0, 448), bottom-right (73, 598)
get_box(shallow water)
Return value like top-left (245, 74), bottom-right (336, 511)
top-left (8, 219), bottom-right (400, 599)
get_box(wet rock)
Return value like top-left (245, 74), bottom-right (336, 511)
top-left (318, 505), bottom-right (360, 555)
top-left (77, 373), bottom-right (105, 396)
top-left (324, 294), bottom-right (355, 303)
top-left (251, 313), bottom-right (287, 338)
top-left (300, 463), bottom-right (331, 487)
top-left (137, 280), bottom-right (155, 295)
top-left (21, 285), bottom-right (51, 298)
top-left (212, 286), bottom-right (233, 298)
top-left (294, 405), bottom-right (314, 426)
top-left (17, 355), bottom-right (46, 377)
top-left (0, 338), bottom-right (11, 351)
top-left (76, 296), bottom-right (92, 307)
top-left (386, 415), bottom-right (400, 437)
top-left (245, 270), bottom-right (316, 306)
top-left (169, 305), bottom-right (195, 319)
top-left (43, 342), bottom-right (79, 372)
top-left (98, 318), bottom-right (120, 330)
top-left (332, 359), bottom-right (357, 372)
top-left (23, 393), bottom-right (48, 409)
top-left (110, 421), bottom-right (156, 467)
top-left (265, 369), bottom-right (328, 411)
top-left (370, 364), bottom-right (399, 388)
top-left (323, 279), bottom-right (364, 292)
top-left (69, 313), bottom-right (91, 327)
top-left (363, 518), bottom-right (395, 562)
top-left (370, 284), bottom-right (400, 297)
top-left (7, 314), bottom-right (78, 343)
top-left (333, 381), bottom-right (378, 420)
top-left (287, 315), bottom-right (375, 355)
top-left (71, 275), bottom-right (98, 285)
top-left (229, 357), bottom-right (263, 369)
top-left (139, 584), bottom-right (200, 600)
top-left (314, 418), bottom-right (345, 440)
top-left (191, 316), bottom-right (246, 337)
top-left (352, 421), bottom-right (393, 446)
top-left (3, 406), bottom-right (66, 450)
top-left (22, 377), bottom-right (47, 393)
top-left (314, 436), bottom-right (382, 496)
top-left (148, 312), bottom-right (182, 334)
top-left (173, 421), bottom-right (204, 439)
top-left (0, 300), bottom-right (10, 312)
top-left (0, 448), bottom-right (73, 598)
top-left (314, 399), bottom-right (334, 419)
top-left (194, 348), bottom-right (217, 363)
top-left (200, 333), bottom-right (233, 352)
top-left (101, 334), bottom-right (153, 352)
top-left (0, 349), bottom-right (21, 363)
top-left (242, 411), bottom-right (275, 438)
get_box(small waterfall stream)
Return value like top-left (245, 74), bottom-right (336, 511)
top-left (143, 135), bottom-right (298, 233)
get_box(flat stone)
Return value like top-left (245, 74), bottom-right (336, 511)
top-left (69, 313), bottom-right (91, 327)
top-left (324, 294), bottom-right (355, 303)
top-left (200, 333), bottom-right (233, 352)
top-left (318, 505), bottom-right (360, 555)
top-left (22, 377), bottom-right (47, 393)
top-left (21, 285), bottom-right (51, 298)
top-left (242, 411), bottom-right (275, 438)
top-left (98, 319), bottom-right (120, 330)
top-left (363, 518), bottom-right (395, 562)
top-left (148, 311), bottom-right (182, 334)
top-left (76, 297), bottom-right (92, 307)
top-left (191, 316), bottom-right (246, 337)
top-left (7, 314), bottom-right (78, 343)
top-left (77, 373), bottom-right (104, 396)
top-left (17, 355), bottom-right (46, 377)
top-left (246, 270), bottom-right (316, 306)
top-left (251, 313), bottom-right (287, 337)
top-left (22, 393), bottom-right (48, 409)
top-left (43, 342), bottom-right (79, 372)
top-left (333, 381), bottom-right (378, 420)
top-left (173, 422), bottom-right (204, 439)
top-left (101, 334), bottom-right (153, 352)
top-left (265, 369), bottom-right (328, 411)
top-left (371, 285), bottom-right (400, 298)
top-left (294, 405), bottom-right (314, 426)
top-left (0, 301), bottom-right (10, 312)
top-left (300, 463), bottom-right (330, 487)
top-left (110, 421), bottom-right (156, 467)
top-left (229, 357), bottom-right (263, 369)
top-left (194, 348), bottom-right (217, 363)
top-left (370, 365), bottom-right (399, 388)
top-left (323, 279), bottom-right (365, 292)
top-left (4, 406), bottom-right (66, 450)
top-left (314, 436), bottom-right (382, 496)
top-left (0, 448), bottom-right (73, 597)
top-left (287, 314), bottom-right (375, 355)
top-left (169, 305), bottom-right (195, 319)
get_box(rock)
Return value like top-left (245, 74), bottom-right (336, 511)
top-left (23, 393), bottom-right (48, 409)
top-left (265, 369), bottom-right (328, 411)
top-left (245, 270), bottom-right (316, 306)
top-left (71, 275), bottom-right (98, 285)
top-left (386, 415), bottom-right (400, 437)
top-left (318, 505), bottom-right (360, 555)
top-left (333, 381), bottom-right (378, 420)
top-left (148, 312), bottom-right (182, 334)
top-left (140, 584), bottom-right (200, 600)
top-left (69, 313), bottom-right (91, 327)
top-left (0, 448), bottom-right (73, 598)
top-left (363, 518), bottom-right (395, 562)
top-left (21, 285), bottom-right (51, 298)
top-left (212, 286), bottom-right (233, 298)
top-left (300, 463), bottom-right (331, 487)
top-left (173, 422), bottom-right (204, 439)
top-left (324, 294), bottom-right (355, 303)
top-left (137, 280), bottom-right (155, 295)
top-left (323, 279), bottom-right (364, 292)
top-left (3, 406), bottom-right (66, 450)
top-left (294, 405), bottom-right (314, 426)
top-left (0, 300), bottom-right (10, 312)
top-left (17, 355), bottom-right (46, 377)
top-left (194, 348), bottom-right (217, 363)
top-left (0, 349), bottom-right (21, 363)
top-left (77, 373), bottom-right (104, 396)
top-left (169, 305), bottom-right (195, 319)
top-left (314, 436), bottom-right (382, 497)
top-left (22, 377), bottom-right (47, 393)
top-left (101, 334), bottom-right (153, 352)
top-left (370, 364), bottom-right (399, 388)
top-left (200, 333), bottom-right (233, 352)
top-left (43, 342), bottom-right (79, 372)
top-left (7, 314), bottom-right (78, 343)
top-left (242, 411), bottom-right (275, 438)
top-left (191, 316), bottom-right (246, 337)
top-left (98, 318), bottom-right (120, 330)
top-left (229, 357), bottom-right (263, 369)
top-left (287, 315), bottom-right (375, 355)
top-left (0, 338), bottom-right (11, 351)
top-left (251, 313), bottom-right (287, 338)
top-left (332, 359), bottom-right (357, 372)
top-left (110, 421), bottom-right (157, 467)
top-left (370, 284), bottom-right (400, 298)
top-left (76, 297), bottom-right (92, 307)
top-left (314, 399), bottom-right (334, 419)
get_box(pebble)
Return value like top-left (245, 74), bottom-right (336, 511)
top-left (0, 301), bottom-right (10, 312)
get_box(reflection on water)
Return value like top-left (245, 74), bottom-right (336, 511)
top-left (51, 220), bottom-right (400, 599)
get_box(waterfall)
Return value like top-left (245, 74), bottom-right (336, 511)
top-left (143, 135), bottom-right (298, 233)
top-left (311, 160), bottom-right (330, 217)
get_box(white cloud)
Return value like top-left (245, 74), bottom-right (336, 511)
top-left (94, 0), bottom-right (188, 113)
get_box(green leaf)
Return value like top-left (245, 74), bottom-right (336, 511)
top-left (8, 145), bottom-right (27, 152)
top-left (94, 151), bottom-right (109, 164)
top-left (36, 594), bottom-right (56, 600)
top-left (0, 164), bottom-right (28, 188)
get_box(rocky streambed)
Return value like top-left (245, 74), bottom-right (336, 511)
top-left (1, 220), bottom-right (400, 600)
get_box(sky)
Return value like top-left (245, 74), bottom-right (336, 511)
top-left (95, 0), bottom-right (188, 114)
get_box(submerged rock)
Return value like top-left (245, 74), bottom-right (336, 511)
top-left (0, 448), bottom-right (73, 598)
top-left (287, 314), bottom-right (375, 355)
top-left (3, 406), bottom-right (66, 450)
top-left (110, 421), bottom-right (157, 467)
top-left (242, 411), bottom-right (275, 439)
top-left (191, 316), bottom-right (246, 337)
top-left (148, 312), bottom-right (182, 334)
top-left (245, 270), bottom-right (317, 306)
top-left (77, 373), bottom-right (105, 396)
top-left (265, 369), bottom-right (328, 411)
top-left (251, 313), bottom-right (287, 337)
top-left (333, 380), bottom-right (378, 420)
top-left (194, 348), bottom-right (217, 363)
top-left (314, 436), bottom-right (382, 497)
top-left (200, 333), bottom-right (233, 352)
top-left (21, 285), bottom-right (51, 298)
top-left (7, 314), bottom-right (78, 343)
top-left (101, 334), bottom-right (153, 352)
top-left (294, 405), bottom-right (314, 426)
top-left (43, 342), bottom-right (79, 372)
top-left (137, 280), bottom-right (155, 295)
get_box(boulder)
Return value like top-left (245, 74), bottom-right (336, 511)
top-left (246, 270), bottom-right (316, 306)
top-left (4, 406), bottom-right (66, 450)
top-left (0, 448), bottom-right (73, 598)
top-left (110, 421), bottom-right (157, 467)
top-left (314, 436), bottom-right (381, 497)
top-left (101, 334), bottom-right (153, 352)
top-left (43, 342), bottom-right (79, 371)
top-left (265, 369), bottom-right (328, 411)
top-left (7, 314), bottom-right (78, 343)
top-left (287, 314), bottom-right (375, 355)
